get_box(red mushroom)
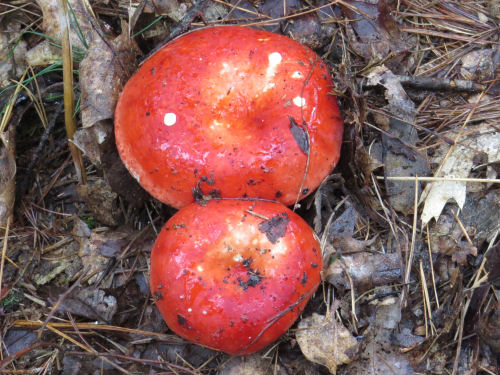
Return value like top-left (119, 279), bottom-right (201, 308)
top-left (115, 26), bottom-right (343, 209)
top-left (149, 199), bottom-right (322, 355)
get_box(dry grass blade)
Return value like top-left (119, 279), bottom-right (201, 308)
top-left (57, 0), bottom-right (86, 184)
top-left (0, 217), bottom-right (10, 306)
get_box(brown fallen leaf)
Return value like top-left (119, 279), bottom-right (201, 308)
top-left (48, 286), bottom-right (117, 323)
top-left (367, 66), bottom-right (429, 214)
top-left (339, 297), bottom-right (415, 375)
top-left (79, 27), bottom-right (139, 131)
top-left (73, 219), bottom-right (130, 285)
top-left (26, 0), bottom-right (96, 66)
top-left (75, 25), bottom-right (148, 206)
top-left (296, 312), bottom-right (358, 374)
top-left (429, 211), bottom-right (477, 266)
top-left (341, 0), bottom-right (409, 65)
top-left (0, 17), bottom-right (27, 89)
top-left (326, 252), bottom-right (401, 293)
top-left (76, 178), bottom-right (121, 227)
top-left (219, 354), bottom-right (280, 375)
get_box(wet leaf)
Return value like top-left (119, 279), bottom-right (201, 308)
top-left (48, 286), bottom-right (117, 322)
top-left (0, 18), bottom-right (27, 88)
top-left (296, 313), bottom-right (358, 374)
top-left (79, 28), bottom-right (139, 130)
top-left (219, 354), bottom-right (279, 375)
top-left (339, 297), bottom-right (415, 375)
top-left (76, 178), bottom-right (121, 227)
top-left (3, 329), bottom-right (37, 356)
top-left (367, 66), bottom-right (429, 214)
top-left (73, 218), bottom-right (130, 285)
top-left (27, 0), bottom-right (96, 65)
top-left (341, 0), bottom-right (409, 64)
top-left (326, 252), bottom-right (401, 292)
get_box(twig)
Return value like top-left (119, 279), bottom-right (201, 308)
top-left (0, 217), bottom-right (11, 305)
top-left (37, 270), bottom-right (87, 339)
top-left (376, 176), bottom-right (500, 184)
top-left (14, 320), bottom-right (181, 341)
top-left (397, 75), bottom-right (485, 93)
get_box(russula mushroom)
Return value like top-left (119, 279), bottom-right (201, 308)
top-left (150, 199), bottom-right (322, 355)
top-left (115, 26), bottom-right (343, 209)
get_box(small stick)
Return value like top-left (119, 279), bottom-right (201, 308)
top-left (397, 75), bottom-right (485, 93)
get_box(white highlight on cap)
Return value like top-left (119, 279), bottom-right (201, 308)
top-left (220, 62), bottom-right (230, 74)
top-left (164, 112), bottom-right (176, 126)
top-left (197, 265), bottom-right (204, 272)
top-left (293, 96), bottom-right (306, 107)
top-left (268, 52), bottom-right (282, 67)
top-left (264, 52), bottom-right (282, 92)
top-left (292, 71), bottom-right (303, 79)
top-left (188, 308), bottom-right (192, 312)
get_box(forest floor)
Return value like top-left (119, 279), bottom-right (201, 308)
top-left (0, 0), bottom-right (499, 374)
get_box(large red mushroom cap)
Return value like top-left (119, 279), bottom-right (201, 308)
top-left (149, 199), bottom-right (322, 355)
top-left (115, 26), bottom-right (343, 209)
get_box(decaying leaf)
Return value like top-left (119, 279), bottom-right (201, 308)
top-left (326, 252), bottom-right (401, 292)
top-left (339, 297), bottom-right (415, 375)
top-left (322, 203), bottom-right (378, 258)
top-left (421, 122), bottom-right (500, 225)
top-left (76, 178), bottom-right (121, 226)
top-left (74, 26), bottom-right (148, 206)
top-left (48, 286), bottom-right (117, 322)
top-left (296, 313), bottom-right (358, 374)
top-left (460, 49), bottom-right (496, 82)
top-left (26, 0), bottom-right (96, 66)
top-left (341, 0), bottom-right (409, 64)
top-left (367, 66), bottom-right (429, 214)
top-left (429, 211), bottom-right (477, 265)
top-left (0, 18), bottom-right (27, 89)
top-left (73, 218), bottom-right (129, 285)
top-left (79, 28), bottom-right (139, 131)
top-left (219, 354), bottom-right (279, 375)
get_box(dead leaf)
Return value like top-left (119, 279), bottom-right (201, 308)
top-left (73, 218), bottom-right (129, 285)
top-left (151, 0), bottom-right (189, 22)
top-left (339, 297), bottom-right (415, 375)
top-left (296, 313), bottom-right (358, 374)
top-left (460, 49), bottom-right (496, 81)
top-left (421, 122), bottom-right (500, 225)
top-left (219, 354), bottom-right (279, 375)
top-left (79, 28), bottom-right (139, 130)
top-left (26, 0), bottom-right (96, 66)
top-left (326, 252), bottom-right (401, 292)
top-left (0, 18), bottom-right (27, 89)
top-left (76, 179), bottom-right (121, 226)
top-left (367, 66), bottom-right (429, 214)
top-left (341, 0), bottom-right (409, 64)
top-left (48, 286), bottom-right (117, 323)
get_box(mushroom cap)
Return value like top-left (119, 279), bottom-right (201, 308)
top-left (115, 26), bottom-right (343, 209)
top-left (150, 199), bottom-right (322, 355)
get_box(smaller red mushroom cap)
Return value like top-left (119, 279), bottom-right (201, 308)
top-left (150, 199), bottom-right (322, 355)
top-left (115, 26), bottom-right (343, 209)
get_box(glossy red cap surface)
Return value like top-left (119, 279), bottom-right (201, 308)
top-left (149, 199), bottom-right (322, 355)
top-left (115, 26), bottom-right (343, 208)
